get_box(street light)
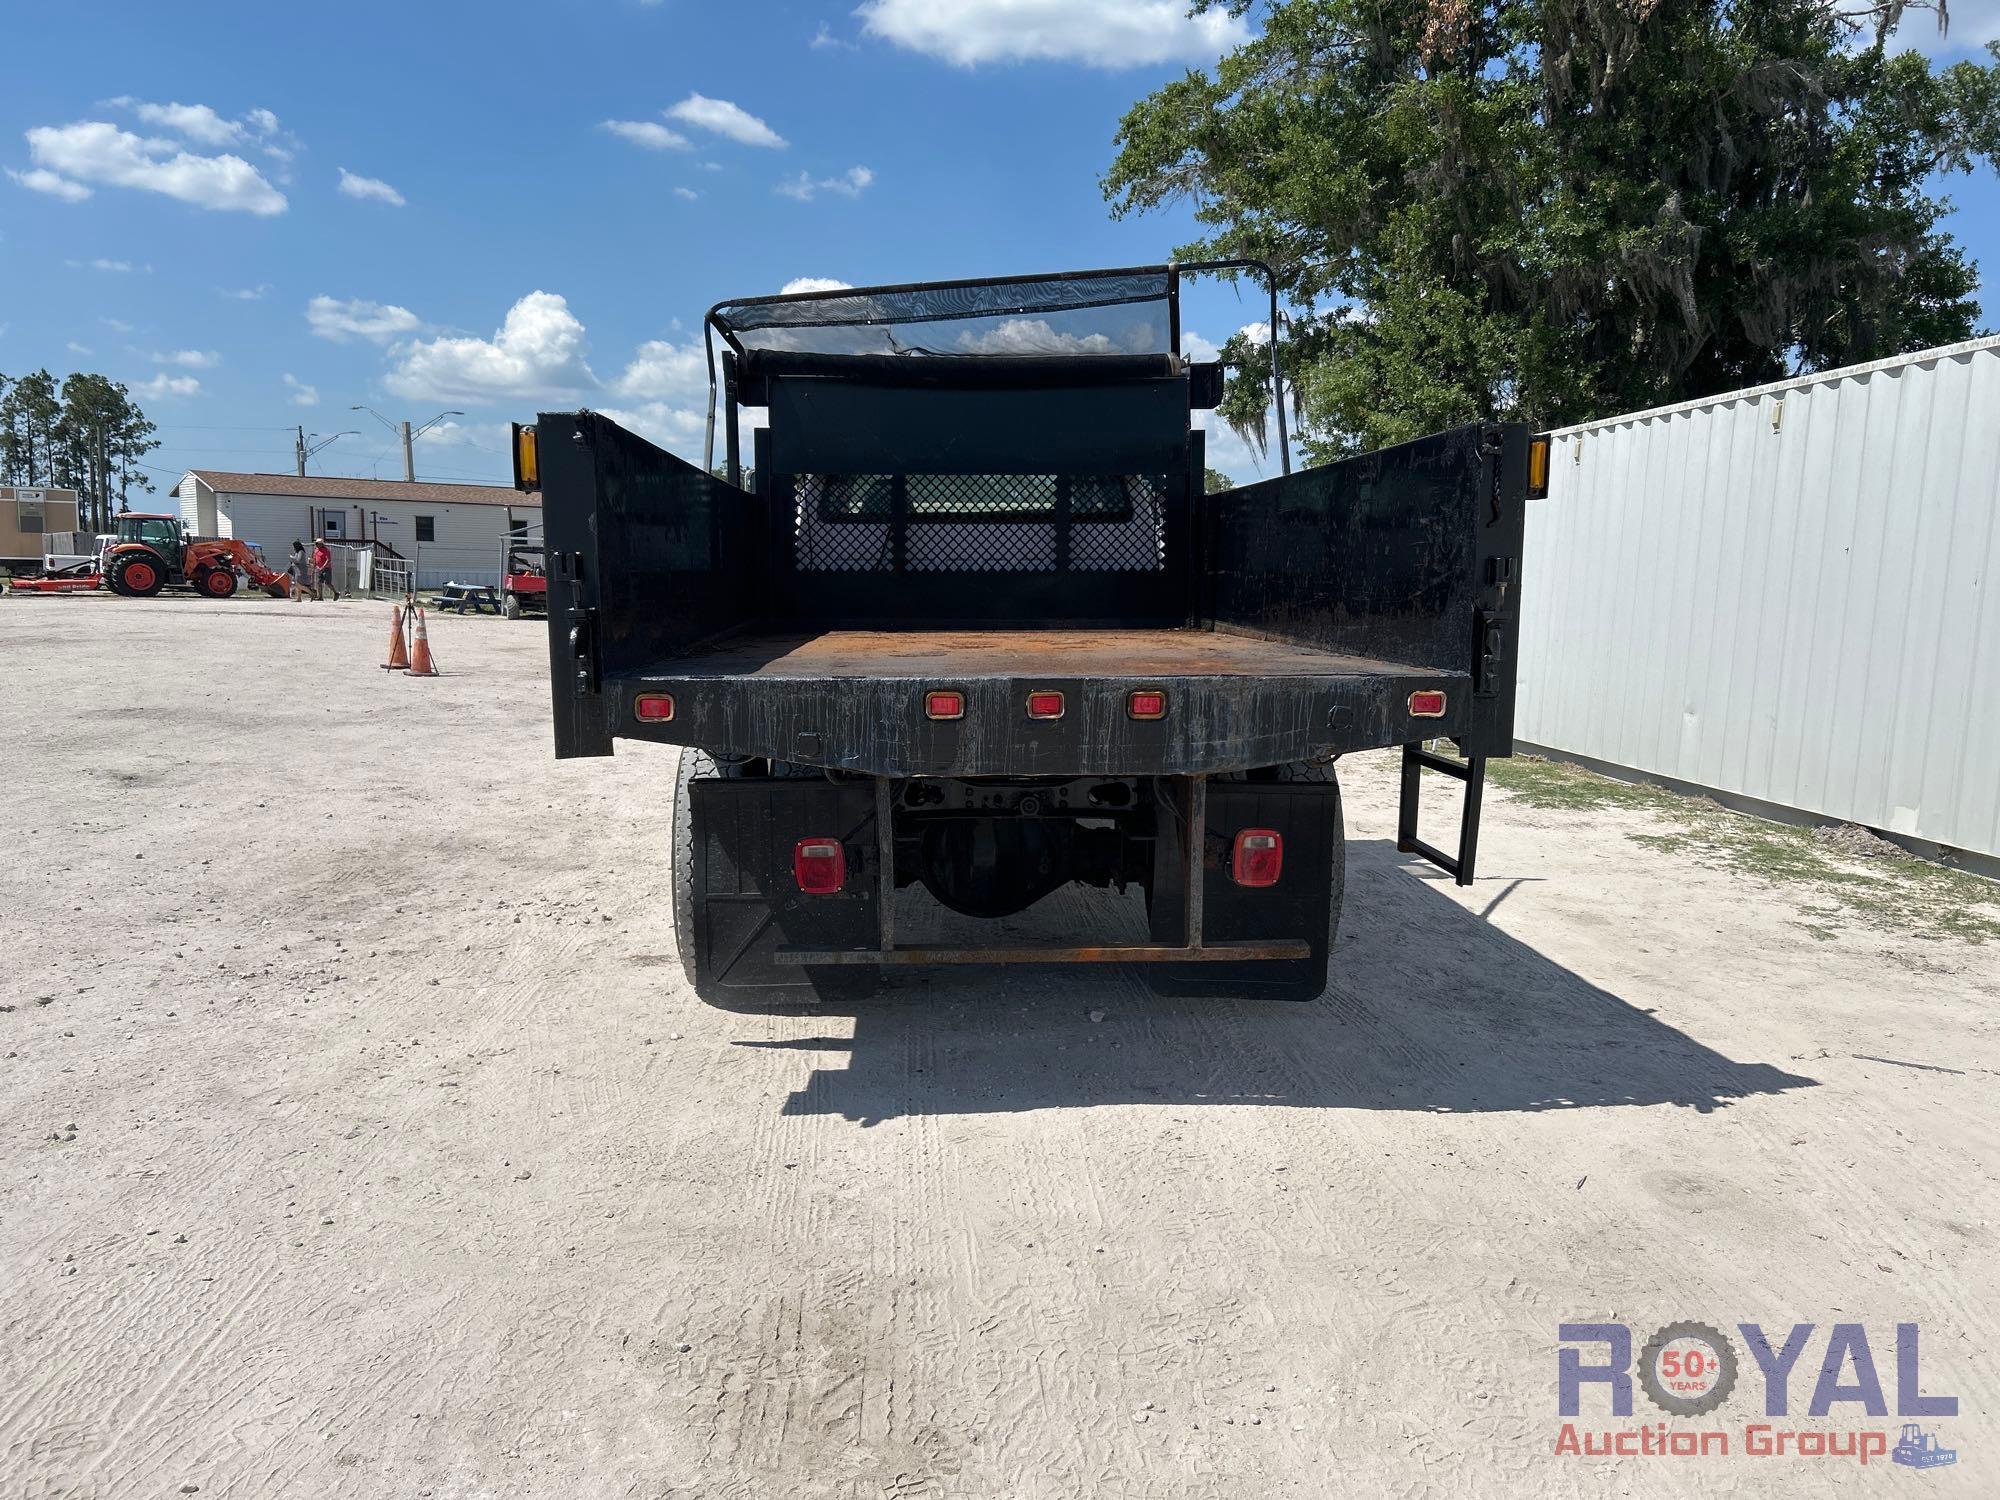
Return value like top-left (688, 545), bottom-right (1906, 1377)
top-left (294, 427), bottom-right (359, 476)
top-left (410, 410), bottom-right (463, 441)
top-left (350, 406), bottom-right (464, 481)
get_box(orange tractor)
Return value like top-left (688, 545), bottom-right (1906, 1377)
top-left (101, 513), bottom-right (293, 599)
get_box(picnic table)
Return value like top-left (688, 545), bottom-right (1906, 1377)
top-left (431, 582), bottom-right (500, 615)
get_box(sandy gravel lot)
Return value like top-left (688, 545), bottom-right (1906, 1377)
top-left (2, 594), bottom-right (1996, 1499)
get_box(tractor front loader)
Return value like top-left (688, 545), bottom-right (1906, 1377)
top-left (101, 514), bottom-right (292, 599)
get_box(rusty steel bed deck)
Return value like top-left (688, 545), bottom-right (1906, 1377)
top-left (608, 626), bottom-right (1469, 778)
top-left (654, 628), bottom-right (1427, 682)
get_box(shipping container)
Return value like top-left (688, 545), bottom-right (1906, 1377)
top-left (1517, 334), bottom-right (2000, 863)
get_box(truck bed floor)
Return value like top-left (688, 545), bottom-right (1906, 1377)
top-left (663, 627), bottom-right (1425, 681)
top-left (619, 628), bottom-right (1464, 775)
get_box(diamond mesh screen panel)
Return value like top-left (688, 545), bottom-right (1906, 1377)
top-left (790, 474), bottom-right (1170, 574)
top-left (793, 476), bottom-right (893, 571)
top-left (1073, 476), bottom-right (1167, 571)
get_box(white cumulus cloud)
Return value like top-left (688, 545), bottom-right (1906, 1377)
top-left (283, 373), bottom-right (318, 407)
top-left (780, 277), bottom-right (854, 294)
top-left (597, 402), bottom-right (708, 456)
top-left (955, 318), bottom-right (1117, 355)
top-left (105, 98), bottom-right (295, 161)
top-left (857, 0), bottom-right (1249, 66)
top-left (24, 120), bottom-right (286, 214)
top-left (10, 166), bottom-right (92, 201)
top-left (222, 284), bottom-right (270, 300)
top-left (117, 101), bottom-right (237, 147)
top-left (338, 168), bottom-right (405, 206)
top-left (416, 419), bottom-right (515, 452)
top-left (614, 337), bottom-right (707, 402)
top-left (672, 185), bottom-right (699, 200)
top-left (667, 94), bottom-right (787, 148)
top-left (308, 295), bottom-right (423, 344)
top-left (136, 373), bottom-right (200, 399)
top-left (775, 166), bottom-right (873, 201)
top-left (384, 291), bottom-right (596, 403)
top-left (152, 349), bottom-right (220, 368)
top-left (601, 119), bottom-right (691, 151)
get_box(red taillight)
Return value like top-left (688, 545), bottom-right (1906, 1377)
top-left (1128, 689), bottom-right (1167, 720)
top-left (1026, 690), bottom-right (1065, 720)
top-left (1231, 829), bottom-right (1283, 888)
top-left (635, 693), bottom-right (675, 722)
top-left (1408, 689), bottom-right (1447, 718)
top-left (925, 690), bottom-right (964, 720)
top-left (792, 838), bottom-right (846, 895)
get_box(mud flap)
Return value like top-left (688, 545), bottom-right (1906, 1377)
top-left (1147, 779), bottom-right (1342, 1000)
top-left (690, 777), bottom-right (880, 1000)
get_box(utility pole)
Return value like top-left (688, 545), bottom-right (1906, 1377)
top-left (296, 426), bottom-right (308, 477)
top-left (298, 429), bottom-right (357, 476)
top-left (352, 406), bottom-right (462, 483)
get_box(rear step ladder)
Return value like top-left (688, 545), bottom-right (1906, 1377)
top-left (1397, 742), bottom-right (1486, 887)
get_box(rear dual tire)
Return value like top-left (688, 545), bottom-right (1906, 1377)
top-left (668, 748), bottom-right (715, 993)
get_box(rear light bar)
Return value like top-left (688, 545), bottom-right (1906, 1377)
top-left (925, 690), bottom-right (964, 720)
top-left (792, 838), bottom-right (846, 895)
top-left (1127, 689), bottom-right (1167, 720)
top-left (1408, 689), bottom-right (1447, 718)
top-left (1026, 690), bottom-right (1065, 720)
top-left (634, 693), bottom-right (675, 722)
top-left (1231, 829), bottom-right (1283, 888)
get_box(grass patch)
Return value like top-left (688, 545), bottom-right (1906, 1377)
top-left (1483, 753), bottom-right (1676, 814)
top-left (1489, 755), bottom-right (2000, 944)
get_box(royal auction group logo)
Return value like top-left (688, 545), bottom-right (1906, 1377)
top-left (1556, 1321), bottom-right (1959, 1468)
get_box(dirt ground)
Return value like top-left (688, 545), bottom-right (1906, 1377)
top-left (2, 594), bottom-right (1996, 1499)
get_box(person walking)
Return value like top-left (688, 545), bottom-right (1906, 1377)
top-left (312, 538), bottom-right (339, 601)
top-left (288, 539), bottom-right (310, 602)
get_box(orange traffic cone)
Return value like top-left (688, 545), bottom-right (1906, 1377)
top-left (407, 607), bottom-right (439, 677)
top-left (381, 606), bottom-right (410, 671)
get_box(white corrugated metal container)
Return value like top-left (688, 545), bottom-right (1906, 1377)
top-left (1517, 334), bottom-right (2000, 861)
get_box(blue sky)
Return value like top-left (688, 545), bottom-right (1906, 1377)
top-left (4, 0), bottom-right (1999, 494)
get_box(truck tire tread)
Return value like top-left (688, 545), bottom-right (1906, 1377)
top-left (669, 747), bottom-right (716, 992)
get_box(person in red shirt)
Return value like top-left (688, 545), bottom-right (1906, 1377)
top-left (311, 539), bottom-right (338, 601)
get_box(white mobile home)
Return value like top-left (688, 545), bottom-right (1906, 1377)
top-left (175, 470), bottom-right (541, 589)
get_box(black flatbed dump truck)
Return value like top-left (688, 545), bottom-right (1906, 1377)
top-left (525, 264), bottom-right (1537, 1003)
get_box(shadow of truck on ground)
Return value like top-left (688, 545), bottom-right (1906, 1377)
top-left (727, 840), bottom-right (1815, 1124)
